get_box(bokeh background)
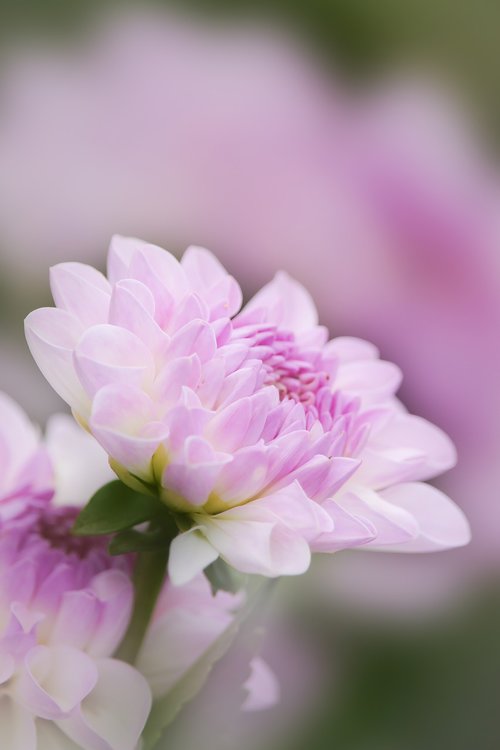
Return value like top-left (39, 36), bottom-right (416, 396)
top-left (1, 2), bottom-right (499, 748)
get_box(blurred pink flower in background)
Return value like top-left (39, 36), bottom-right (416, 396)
top-left (0, 7), bottom-right (498, 597)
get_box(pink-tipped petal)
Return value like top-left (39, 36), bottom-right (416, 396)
top-left (24, 308), bottom-right (89, 414)
top-left (377, 482), bottom-right (471, 551)
top-left (90, 384), bottom-right (167, 477)
top-left (339, 488), bottom-right (420, 547)
top-left (244, 271), bottom-right (318, 334)
top-left (107, 234), bottom-right (144, 284)
top-left (74, 324), bottom-right (155, 397)
top-left (181, 245), bottom-right (243, 318)
top-left (50, 263), bottom-right (111, 327)
top-left (19, 646), bottom-right (98, 718)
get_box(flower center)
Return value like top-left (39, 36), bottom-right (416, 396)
top-left (33, 506), bottom-right (108, 558)
top-left (238, 323), bottom-right (346, 429)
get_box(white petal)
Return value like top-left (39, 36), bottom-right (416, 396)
top-left (168, 529), bottom-right (219, 586)
top-left (80, 659), bottom-right (151, 750)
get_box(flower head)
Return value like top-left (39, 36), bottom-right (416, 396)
top-left (26, 237), bottom-right (470, 583)
top-left (0, 504), bottom-right (151, 750)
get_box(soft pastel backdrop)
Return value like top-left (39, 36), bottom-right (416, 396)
top-left (0, 3), bottom-right (499, 749)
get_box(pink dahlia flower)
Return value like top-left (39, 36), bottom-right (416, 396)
top-left (25, 237), bottom-right (470, 583)
top-left (0, 505), bottom-right (151, 750)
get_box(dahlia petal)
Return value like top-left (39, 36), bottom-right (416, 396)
top-left (153, 354), bottom-right (202, 404)
top-left (164, 404), bottom-right (211, 453)
top-left (193, 484), bottom-right (320, 576)
top-left (168, 319), bottom-right (217, 363)
top-left (109, 280), bottom-right (168, 356)
top-left (50, 590), bottom-right (100, 651)
top-left (215, 445), bottom-right (270, 506)
top-left (0, 697), bottom-right (36, 750)
top-left (182, 245), bottom-right (243, 318)
top-left (355, 445), bottom-right (431, 489)
top-left (339, 488), bottom-right (420, 546)
top-left (90, 385), bottom-right (167, 477)
top-left (24, 307), bottom-right (89, 414)
top-left (242, 657), bottom-right (280, 712)
top-left (50, 263), bottom-right (111, 326)
top-left (45, 414), bottom-right (114, 508)
top-left (134, 243), bottom-right (189, 300)
top-left (374, 413), bottom-right (457, 480)
top-left (272, 455), bottom-right (360, 501)
top-left (217, 366), bottom-right (260, 407)
top-left (195, 357), bottom-right (225, 408)
top-left (377, 482), bottom-right (471, 551)
top-left (107, 234), bottom-right (144, 283)
top-left (163, 438), bottom-right (231, 507)
top-left (244, 271), bottom-right (318, 333)
top-left (198, 515), bottom-right (311, 578)
top-left (245, 482), bottom-right (334, 539)
top-left (0, 654), bottom-right (15, 685)
top-left (206, 397), bottom-right (253, 453)
top-left (137, 602), bottom-right (233, 698)
top-left (168, 530), bottom-right (219, 586)
top-left (19, 646), bottom-right (98, 718)
top-left (311, 500), bottom-right (377, 552)
top-left (36, 721), bottom-right (82, 750)
top-left (59, 659), bottom-right (151, 750)
top-left (86, 570), bottom-right (133, 658)
top-left (326, 336), bottom-right (379, 362)
top-left (74, 324), bottom-right (155, 397)
top-left (335, 359), bottom-right (403, 403)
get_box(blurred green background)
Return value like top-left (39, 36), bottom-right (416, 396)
top-left (1, 2), bottom-right (499, 749)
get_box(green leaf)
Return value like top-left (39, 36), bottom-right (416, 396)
top-left (204, 557), bottom-right (247, 595)
top-left (142, 577), bottom-right (266, 750)
top-left (108, 528), bottom-right (168, 556)
top-left (72, 480), bottom-right (163, 536)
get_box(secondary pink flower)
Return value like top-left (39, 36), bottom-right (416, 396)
top-left (25, 237), bottom-right (470, 583)
top-left (0, 505), bottom-right (151, 750)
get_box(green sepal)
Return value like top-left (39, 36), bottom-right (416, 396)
top-left (204, 557), bottom-right (247, 595)
top-left (72, 480), bottom-right (165, 536)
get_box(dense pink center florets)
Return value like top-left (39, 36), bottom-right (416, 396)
top-left (32, 505), bottom-right (108, 558)
top-left (234, 322), bottom-right (367, 438)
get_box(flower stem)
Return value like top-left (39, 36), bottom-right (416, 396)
top-left (115, 545), bottom-right (168, 665)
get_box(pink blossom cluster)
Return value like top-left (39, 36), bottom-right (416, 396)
top-left (26, 237), bottom-right (470, 587)
top-left (0, 393), bottom-right (268, 749)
